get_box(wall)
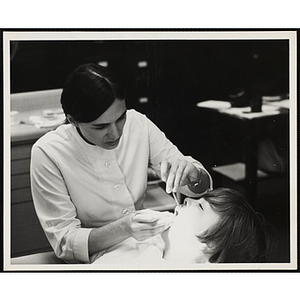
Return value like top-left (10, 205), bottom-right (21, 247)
top-left (10, 39), bottom-right (289, 167)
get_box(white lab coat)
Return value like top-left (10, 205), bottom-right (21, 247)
top-left (31, 109), bottom-right (211, 263)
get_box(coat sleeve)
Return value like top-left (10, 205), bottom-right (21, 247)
top-left (30, 144), bottom-right (93, 263)
top-left (142, 114), bottom-right (213, 197)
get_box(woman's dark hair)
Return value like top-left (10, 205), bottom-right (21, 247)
top-left (197, 188), bottom-right (277, 263)
top-left (61, 63), bottom-right (126, 123)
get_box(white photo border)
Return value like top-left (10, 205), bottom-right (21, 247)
top-left (3, 29), bottom-right (298, 271)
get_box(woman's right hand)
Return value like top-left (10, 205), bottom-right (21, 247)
top-left (127, 209), bottom-right (174, 241)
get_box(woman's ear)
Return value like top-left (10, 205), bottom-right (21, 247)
top-left (67, 114), bottom-right (78, 127)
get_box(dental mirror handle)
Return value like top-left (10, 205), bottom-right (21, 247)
top-left (172, 192), bottom-right (179, 206)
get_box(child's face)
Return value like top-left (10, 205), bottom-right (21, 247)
top-left (162, 197), bottom-right (220, 263)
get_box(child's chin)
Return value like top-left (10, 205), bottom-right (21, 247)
top-left (161, 226), bottom-right (171, 245)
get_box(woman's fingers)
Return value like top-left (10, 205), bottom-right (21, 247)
top-left (179, 162), bottom-right (197, 187)
top-left (134, 222), bottom-right (172, 241)
top-left (161, 159), bottom-right (196, 193)
top-left (160, 161), bottom-right (170, 182)
top-left (130, 210), bottom-right (174, 241)
top-left (132, 213), bottom-right (159, 223)
top-left (173, 160), bottom-right (192, 193)
top-left (161, 160), bottom-right (181, 193)
top-left (165, 162), bottom-right (177, 193)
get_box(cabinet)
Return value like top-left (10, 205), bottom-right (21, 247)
top-left (11, 141), bottom-right (53, 257)
top-left (10, 89), bottom-right (64, 257)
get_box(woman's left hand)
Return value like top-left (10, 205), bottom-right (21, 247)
top-left (160, 159), bottom-right (200, 193)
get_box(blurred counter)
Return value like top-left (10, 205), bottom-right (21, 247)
top-left (10, 89), bottom-right (63, 144)
top-left (10, 89), bottom-right (63, 257)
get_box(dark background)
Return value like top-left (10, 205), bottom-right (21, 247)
top-left (10, 39), bottom-right (290, 262)
top-left (10, 39), bottom-right (289, 163)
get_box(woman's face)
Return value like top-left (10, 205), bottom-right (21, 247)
top-left (162, 197), bottom-right (220, 263)
top-left (76, 99), bottom-right (127, 149)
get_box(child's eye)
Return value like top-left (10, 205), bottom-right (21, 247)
top-left (198, 203), bottom-right (204, 210)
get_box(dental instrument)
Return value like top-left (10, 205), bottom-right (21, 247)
top-left (172, 192), bottom-right (179, 207)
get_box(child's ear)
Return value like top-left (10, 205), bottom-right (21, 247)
top-left (195, 242), bottom-right (211, 263)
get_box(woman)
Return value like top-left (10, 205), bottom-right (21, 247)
top-left (95, 188), bottom-right (276, 265)
top-left (30, 63), bottom-right (212, 264)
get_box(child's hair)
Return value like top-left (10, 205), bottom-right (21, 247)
top-left (197, 188), bottom-right (277, 263)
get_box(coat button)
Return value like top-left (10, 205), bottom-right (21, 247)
top-left (105, 161), bottom-right (110, 168)
top-left (122, 208), bottom-right (129, 214)
top-left (122, 208), bottom-right (135, 215)
top-left (114, 184), bottom-right (121, 191)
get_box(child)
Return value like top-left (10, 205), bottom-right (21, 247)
top-left (94, 187), bottom-right (276, 265)
top-left (162, 187), bottom-right (277, 263)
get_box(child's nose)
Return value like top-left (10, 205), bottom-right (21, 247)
top-left (183, 198), bottom-right (193, 206)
